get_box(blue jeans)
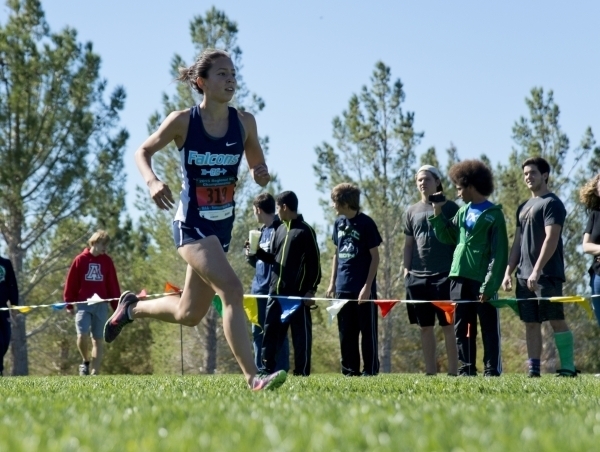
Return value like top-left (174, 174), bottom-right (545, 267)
top-left (591, 273), bottom-right (600, 326)
top-left (252, 297), bottom-right (289, 372)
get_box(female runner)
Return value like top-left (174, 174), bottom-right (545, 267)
top-left (104, 49), bottom-right (286, 390)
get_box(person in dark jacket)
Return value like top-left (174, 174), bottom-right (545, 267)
top-left (0, 255), bottom-right (19, 376)
top-left (245, 193), bottom-right (289, 372)
top-left (253, 191), bottom-right (321, 376)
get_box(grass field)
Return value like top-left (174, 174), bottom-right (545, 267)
top-left (1, 374), bottom-right (599, 451)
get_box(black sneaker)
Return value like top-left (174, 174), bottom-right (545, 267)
top-left (458, 367), bottom-right (477, 377)
top-left (79, 363), bottom-right (89, 376)
top-left (556, 368), bottom-right (579, 378)
top-left (103, 291), bottom-right (138, 343)
top-left (528, 371), bottom-right (541, 378)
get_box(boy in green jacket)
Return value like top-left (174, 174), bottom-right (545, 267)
top-left (429, 160), bottom-right (508, 376)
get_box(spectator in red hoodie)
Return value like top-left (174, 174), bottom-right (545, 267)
top-left (63, 231), bottom-right (120, 375)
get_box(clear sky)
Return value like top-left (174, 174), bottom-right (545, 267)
top-left (2, 1), bottom-right (599, 227)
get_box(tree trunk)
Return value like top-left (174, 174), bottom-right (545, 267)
top-left (59, 339), bottom-right (71, 375)
top-left (10, 314), bottom-right (28, 375)
top-left (203, 306), bottom-right (218, 374)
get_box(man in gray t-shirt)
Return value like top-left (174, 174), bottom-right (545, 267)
top-left (403, 165), bottom-right (459, 376)
top-left (515, 193), bottom-right (566, 282)
top-left (502, 157), bottom-right (576, 378)
top-left (405, 201), bottom-right (458, 277)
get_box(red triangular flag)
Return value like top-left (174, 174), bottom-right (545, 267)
top-left (375, 300), bottom-right (397, 318)
top-left (165, 282), bottom-right (182, 294)
top-left (136, 289), bottom-right (148, 299)
top-left (431, 301), bottom-right (456, 324)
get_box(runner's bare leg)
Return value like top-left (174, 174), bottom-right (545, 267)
top-left (131, 236), bottom-right (258, 383)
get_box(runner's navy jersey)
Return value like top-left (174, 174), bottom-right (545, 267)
top-left (174, 106), bottom-right (245, 226)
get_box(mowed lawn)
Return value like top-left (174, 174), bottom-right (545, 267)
top-left (1, 374), bottom-right (599, 451)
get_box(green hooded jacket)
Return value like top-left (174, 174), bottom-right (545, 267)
top-left (429, 203), bottom-right (508, 298)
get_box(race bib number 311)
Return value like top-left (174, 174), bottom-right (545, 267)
top-left (196, 185), bottom-right (235, 207)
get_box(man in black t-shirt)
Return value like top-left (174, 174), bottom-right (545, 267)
top-left (502, 157), bottom-right (576, 377)
top-left (326, 183), bottom-right (382, 376)
top-left (404, 165), bottom-right (459, 376)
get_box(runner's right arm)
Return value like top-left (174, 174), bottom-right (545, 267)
top-left (134, 110), bottom-right (189, 210)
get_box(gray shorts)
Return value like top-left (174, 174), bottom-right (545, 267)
top-left (75, 303), bottom-right (109, 339)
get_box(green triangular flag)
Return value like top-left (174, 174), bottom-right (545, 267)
top-left (488, 298), bottom-right (520, 316)
top-left (211, 295), bottom-right (223, 317)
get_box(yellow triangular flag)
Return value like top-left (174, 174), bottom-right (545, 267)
top-left (243, 296), bottom-right (260, 327)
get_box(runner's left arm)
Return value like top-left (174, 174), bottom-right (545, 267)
top-left (239, 111), bottom-right (270, 187)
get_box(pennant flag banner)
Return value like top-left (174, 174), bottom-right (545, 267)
top-left (243, 296), bottom-right (259, 326)
top-left (87, 293), bottom-right (104, 305)
top-left (548, 296), bottom-right (593, 319)
top-left (165, 282), bottom-right (182, 294)
top-left (431, 301), bottom-right (456, 324)
top-left (279, 298), bottom-right (303, 323)
top-left (374, 301), bottom-right (397, 318)
top-left (0, 280), bottom-right (593, 324)
top-left (325, 300), bottom-right (350, 325)
top-left (212, 295), bottom-right (223, 318)
top-left (488, 298), bottom-right (520, 315)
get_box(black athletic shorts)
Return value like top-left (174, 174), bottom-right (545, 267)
top-left (172, 220), bottom-right (232, 252)
top-left (516, 276), bottom-right (564, 323)
top-left (405, 273), bottom-right (451, 327)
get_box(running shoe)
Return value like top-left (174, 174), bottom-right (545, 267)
top-left (556, 368), bottom-right (579, 378)
top-left (251, 370), bottom-right (287, 391)
top-left (103, 291), bottom-right (138, 343)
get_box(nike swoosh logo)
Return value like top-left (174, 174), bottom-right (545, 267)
top-left (225, 142), bottom-right (237, 147)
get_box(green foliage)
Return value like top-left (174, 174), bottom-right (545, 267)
top-left (1, 374), bottom-right (600, 451)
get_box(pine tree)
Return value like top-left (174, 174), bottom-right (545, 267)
top-left (0, 0), bottom-right (128, 374)
top-left (314, 62), bottom-right (423, 372)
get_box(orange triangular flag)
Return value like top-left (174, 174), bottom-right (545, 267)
top-left (165, 282), bottom-right (182, 294)
top-left (431, 301), bottom-right (456, 324)
top-left (375, 300), bottom-right (397, 318)
top-left (136, 289), bottom-right (148, 299)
